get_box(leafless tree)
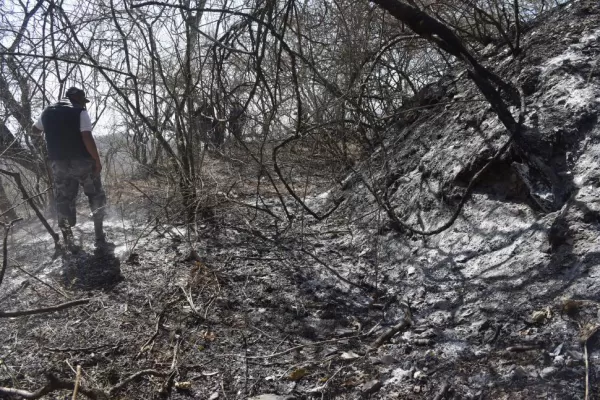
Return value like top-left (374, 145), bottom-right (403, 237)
top-left (0, 0), bottom-right (562, 231)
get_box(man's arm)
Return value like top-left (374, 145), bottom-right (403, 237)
top-left (81, 131), bottom-right (102, 175)
top-left (30, 117), bottom-right (44, 136)
top-left (79, 110), bottom-right (102, 175)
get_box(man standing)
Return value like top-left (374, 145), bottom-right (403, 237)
top-left (32, 87), bottom-right (107, 250)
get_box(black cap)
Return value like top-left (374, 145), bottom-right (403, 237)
top-left (65, 87), bottom-right (90, 103)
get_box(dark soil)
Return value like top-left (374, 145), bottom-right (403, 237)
top-left (2, 1), bottom-right (600, 399)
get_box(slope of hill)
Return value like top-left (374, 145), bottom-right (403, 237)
top-left (0, 1), bottom-right (599, 399)
top-left (319, 1), bottom-right (600, 397)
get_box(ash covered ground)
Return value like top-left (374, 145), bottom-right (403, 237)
top-left (1, 1), bottom-right (600, 399)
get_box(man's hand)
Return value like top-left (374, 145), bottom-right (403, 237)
top-left (81, 131), bottom-right (102, 175)
top-left (93, 158), bottom-right (102, 175)
top-left (31, 126), bottom-right (43, 136)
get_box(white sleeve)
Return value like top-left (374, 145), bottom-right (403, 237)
top-left (34, 116), bottom-right (44, 130)
top-left (80, 110), bottom-right (93, 132)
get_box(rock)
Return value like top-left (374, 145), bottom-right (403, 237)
top-left (517, 66), bottom-right (542, 96)
top-left (340, 351), bottom-right (361, 360)
top-left (362, 380), bottom-right (383, 395)
top-left (469, 372), bottom-right (491, 387)
top-left (417, 328), bottom-right (436, 338)
top-left (209, 393), bottom-right (219, 400)
top-left (531, 309), bottom-right (550, 324)
top-left (385, 367), bottom-right (413, 385)
top-left (567, 350), bottom-right (584, 361)
top-left (413, 370), bottom-right (427, 381)
top-left (549, 214), bottom-right (571, 249)
top-left (481, 43), bottom-right (497, 57)
top-left (380, 354), bottom-right (398, 365)
top-left (472, 319), bottom-right (491, 332)
top-left (248, 395), bottom-right (293, 400)
top-left (550, 343), bottom-right (564, 356)
top-left (540, 366), bottom-right (558, 379)
top-left (553, 355), bottom-right (566, 366)
top-left (509, 366), bottom-right (529, 380)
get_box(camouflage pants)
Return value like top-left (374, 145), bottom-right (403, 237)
top-left (51, 159), bottom-right (106, 228)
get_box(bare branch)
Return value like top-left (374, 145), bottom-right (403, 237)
top-left (0, 298), bottom-right (91, 318)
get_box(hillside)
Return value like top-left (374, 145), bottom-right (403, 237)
top-left (1, 1), bottom-right (600, 399)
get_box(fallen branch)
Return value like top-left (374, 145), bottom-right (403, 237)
top-left (135, 297), bottom-right (181, 359)
top-left (159, 338), bottom-right (180, 394)
top-left (587, 58), bottom-right (598, 84)
top-left (370, 311), bottom-right (412, 349)
top-left (108, 369), bottom-right (169, 396)
top-left (308, 366), bottom-right (348, 394)
top-left (0, 369), bottom-right (172, 400)
top-left (0, 373), bottom-right (107, 400)
top-left (241, 335), bottom-right (363, 360)
top-left (433, 382), bottom-right (451, 400)
top-left (135, 316), bottom-right (163, 359)
top-left (0, 298), bottom-right (90, 318)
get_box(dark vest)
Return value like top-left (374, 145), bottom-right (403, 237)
top-left (41, 101), bottom-right (91, 160)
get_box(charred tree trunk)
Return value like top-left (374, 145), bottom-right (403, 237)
top-left (369, 0), bottom-right (521, 140)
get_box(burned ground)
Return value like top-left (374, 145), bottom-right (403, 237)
top-left (1, 1), bottom-right (600, 399)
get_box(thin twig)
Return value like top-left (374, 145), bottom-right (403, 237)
top-left (12, 261), bottom-right (69, 299)
top-left (136, 317), bottom-right (163, 359)
top-left (371, 304), bottom-right (412, 348)
top-left (584, 341), bottom-right (590, 400)
top-left (234, 222), bottom-right (365, 292)
top-left (0, 51), bottom-right (134, 76)
top-left (108, 370), bottom-right (169, 396)
top-left (179, 284), bottom-right (202, 317)
top-left (135, 297), bottom-right (179, 359)
top-left (505, 344), bottom-right (542, 352)
top-left (308, 366), bottom-right (348, 393)
top-left (0, 188), bottom-right (49, 218)
top-left (0, 298), bottom-right (91, 318)
top-left (160, 337), bottom-right (180, 394)
top-left (242, 335), bottom-right (363, 359)
top-left (243, 332), bottom-right (249, 396)
top-left (220, 377), bottom-right (229, 400)
top-left (268, 334), bottom-right (290, 356)
top-left (46, 342), bottom-right (119, 353)
top-left (72, 365), bottom-right (82, 400)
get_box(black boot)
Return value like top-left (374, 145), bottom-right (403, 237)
top-left (59, 221), bottom-right (79, 253)
top-left (94, 217), bottom-right (105, 243)
top-left (94, 217), bottom-right (114, 252)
